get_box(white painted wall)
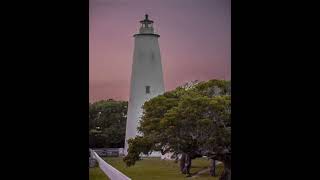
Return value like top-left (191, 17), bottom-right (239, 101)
top-left (124, 21), bottom-right (164, 155)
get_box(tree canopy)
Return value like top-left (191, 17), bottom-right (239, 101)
top-left (124, 80), bottom-right (231, 179)
top-left (89, 99), bottom-right (128, 148)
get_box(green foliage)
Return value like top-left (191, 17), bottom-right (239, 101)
top-left (89, 99), bottom-right (128, 148)
top-left (124, 79), bottom-right (231, 168)
top-left (192, 79), bottom-right (231, 97)
top-left (123, 136), bottom-right (154, 166)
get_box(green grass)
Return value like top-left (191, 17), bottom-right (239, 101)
top-left (103, 157), bottom-right (224, 180)
top-left (89, 166), bottom-right (110, 180)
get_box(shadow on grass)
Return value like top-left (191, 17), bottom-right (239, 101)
top-left (190, 167), bottom-right (209, 176)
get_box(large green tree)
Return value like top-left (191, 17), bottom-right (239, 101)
top-left (89, 99), bottom-right (128, 148)
top-left (124, 80), bottom-right (231, 180)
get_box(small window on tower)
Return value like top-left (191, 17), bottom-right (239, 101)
top-left (146, 86), bottom-right (150, 94)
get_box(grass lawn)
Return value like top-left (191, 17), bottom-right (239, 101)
top-left (103, 157), bottom-right (224, 180)
top-left (89, 166), bottom-right (110, 180)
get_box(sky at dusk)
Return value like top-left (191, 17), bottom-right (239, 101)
top-left (89, 0), bottom-right (231, 102)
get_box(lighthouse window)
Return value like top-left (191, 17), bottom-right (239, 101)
top-left (146, 86), bottom-right (150, 94)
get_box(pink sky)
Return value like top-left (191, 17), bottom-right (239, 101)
top-left (89, 0), bottom-right (231, 102)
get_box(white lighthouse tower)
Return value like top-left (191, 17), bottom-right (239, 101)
top-left (124, 14), bottom-right (165, 155)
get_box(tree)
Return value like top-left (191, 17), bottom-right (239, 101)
top-left (89, 99), bottom-right (128, 148)
top-left (123, 79), bottom-right (231, 179)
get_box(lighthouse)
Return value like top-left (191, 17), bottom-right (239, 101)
top-left (124, 14), bottom-right (165, 155)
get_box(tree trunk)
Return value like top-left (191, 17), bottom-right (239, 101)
top-left (219, 158), bottom-right (231, 180)
top-left (180, 153), bottom-right (192, 176)
top-left (209, 158), bottom-right (216, 176)
top-left (180, 153), bottom-right (186, 174)
top-left (183, 154), bottom-right (192, 177)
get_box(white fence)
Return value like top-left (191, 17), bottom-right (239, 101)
top-left (90, 149), bottom-right (131, 180)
